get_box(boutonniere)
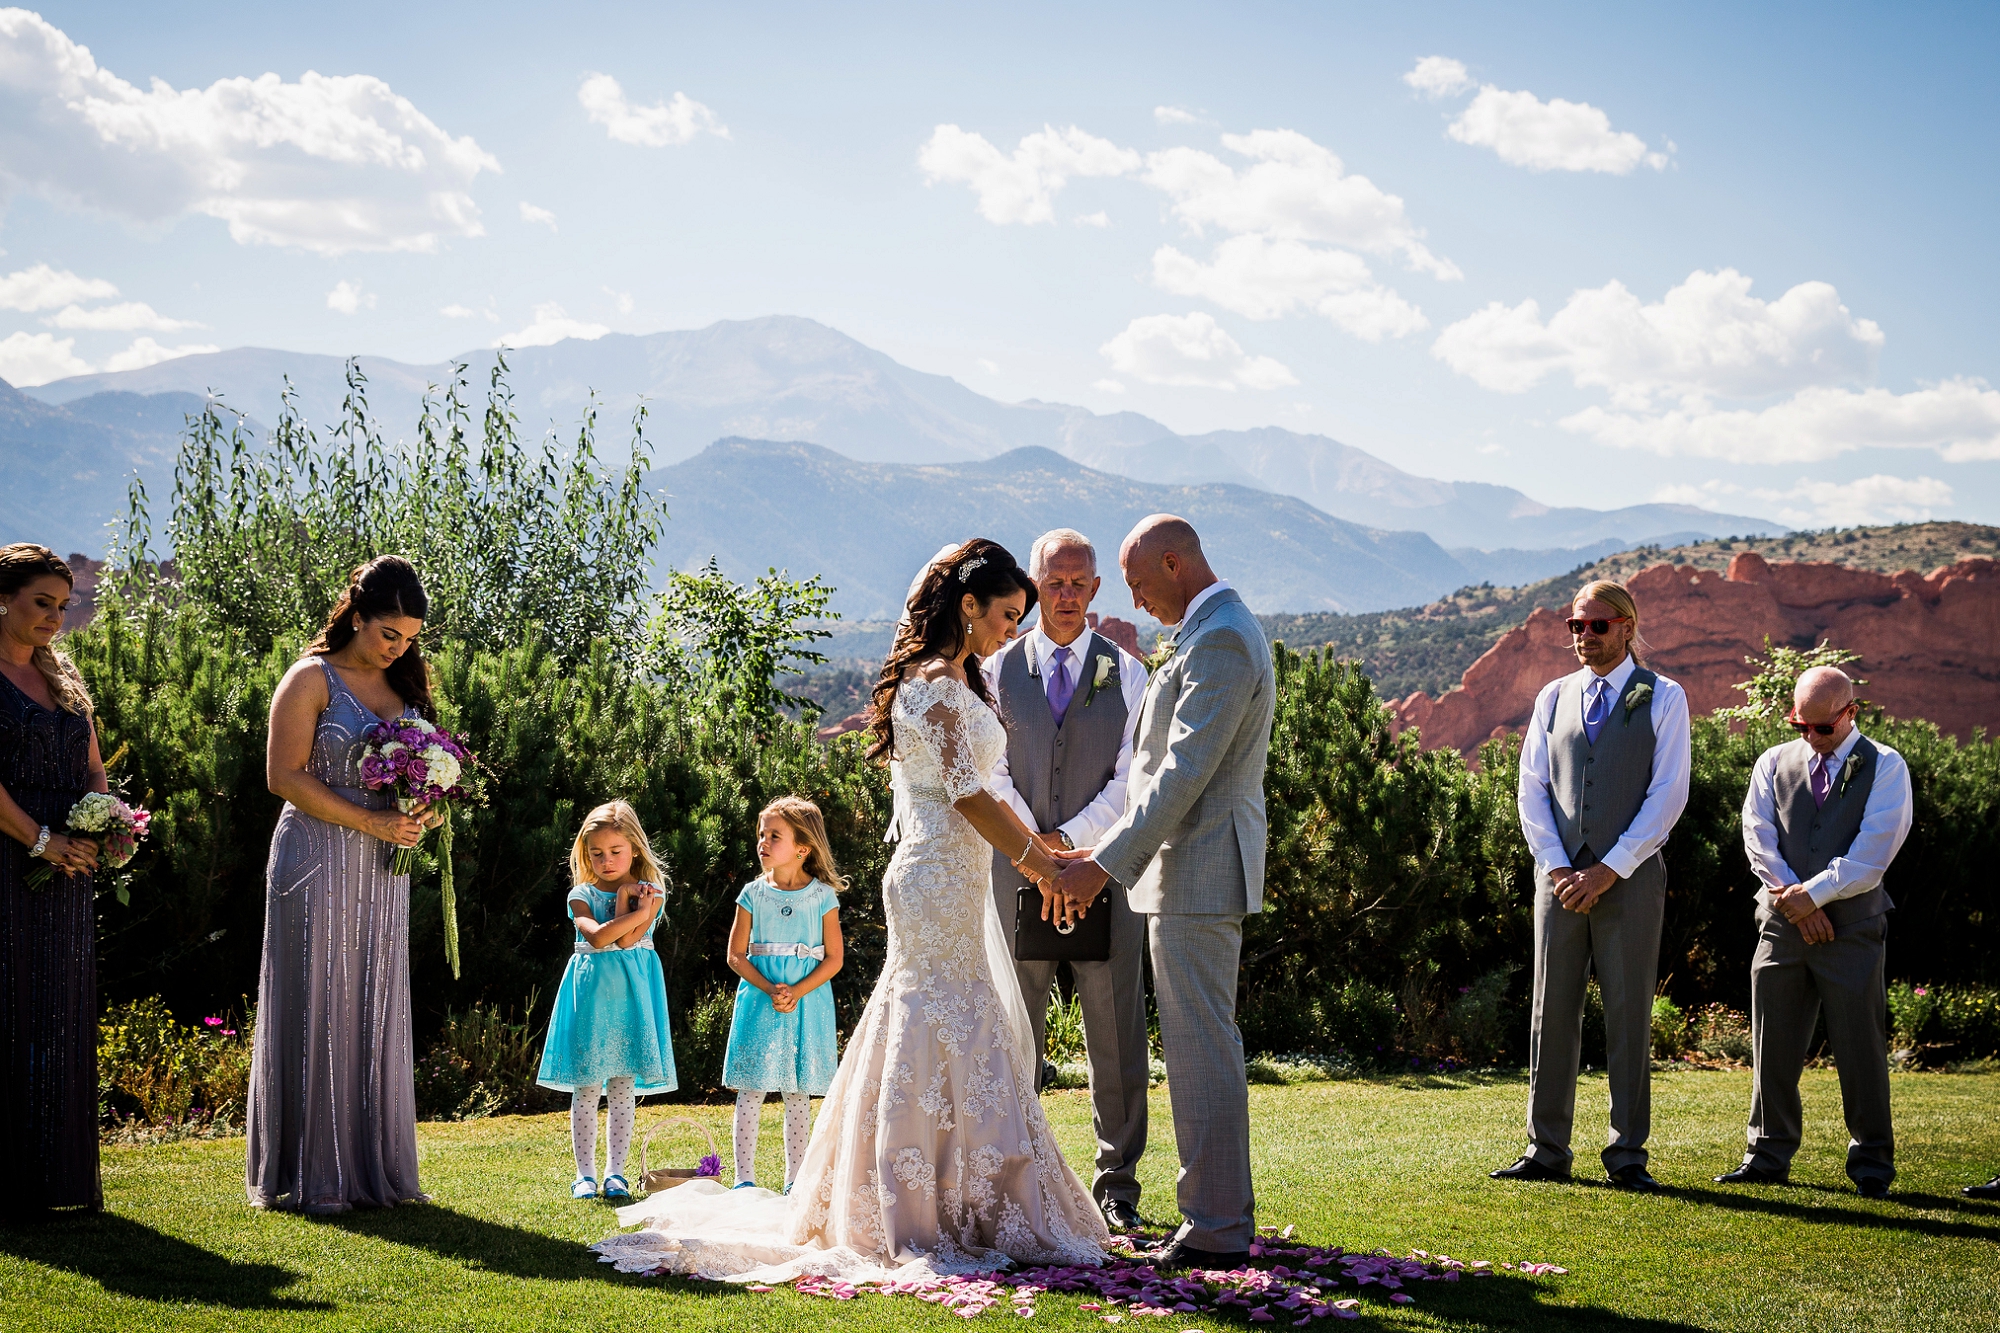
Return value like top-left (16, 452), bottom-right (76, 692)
top-left (1837, 749), bottom-right (1863, 797)
top-left (1620, 678), bottom-right (1654, 722)
top-left (1083, 653), bottom-right (1116, 707)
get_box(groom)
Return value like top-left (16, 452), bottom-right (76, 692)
top-left (1052, 514), bottom-right (1274, 1268)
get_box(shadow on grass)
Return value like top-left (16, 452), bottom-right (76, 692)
top-left (1401, 1276), bottom-right (1712, 1330)
top-left (1659, 1183), bottom-right (2000, 1241)
top-left (0, 1212), bottom-right (330, 1311)
top-left (322, 1202), bottom-right (630, 1283)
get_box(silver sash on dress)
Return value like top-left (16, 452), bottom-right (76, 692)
top-left (748, 942), bottom-right (826, 960)
top-left (573, 937), bottom-right (657, 955)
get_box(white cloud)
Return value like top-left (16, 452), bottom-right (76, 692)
top-left (1448, 85), bottom-right (1668, 173)
top-left (102, 336), bottom-right (219, 374)
top-left (1403, 56), bottom-right (1472, 99)
top-left (919, 124), bottom-right (1140, 225)
top-left (1151, 234), bottom-right (1427, 340)
top-left (46, 301), bottom-right (197, 331)
top-left (578, 74), bottom-right (726, 147)
top-left (1564, 378), bottom-right (2000, 464)
top-left (440, 302), bottom-right (497, 321)
top-left (1655, 474), bottom-right (1953, 528)
top-left (0, 330), bottom-right (88, 385)
top-left (1074, 211), bottom-right (1111, 227)
top-left (1154, 106), bottom-right (1200, 125)
top-left (1092, 378), bottom-right (1126, 394)
top-left (325, 280), bottom-right (375, 314)
top-left (1142, 130), bottom-right (1459, 279)
top-left (497, 301), bottom-right (610, 348)
top-left (977, 358), bottom-right (1000, 374)
top-left (0, 10), bottom-right (499, 255)
top-left (0, 263), bottom-right (118, 311)
top-left (1432, 269), bottom-right (1884, 406)
top-left (519, 202), bottom-right (558, 231)
top-left (1099, 312), bottom-right (1296, 391)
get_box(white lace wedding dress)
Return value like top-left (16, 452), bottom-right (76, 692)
top-left (596, 675), bottom-right (1111, 1283)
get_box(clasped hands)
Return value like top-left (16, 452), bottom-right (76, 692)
top-left (1551, 862), bottom-right (1619, 914)
top-left (1010, 838), bottom-right (1108, 929)
top-left (1772, 884), bottom-right (1834, 945)
top-left (769, 982), bottom-right (800, 1014)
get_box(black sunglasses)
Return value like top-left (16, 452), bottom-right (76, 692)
top-left (1788, 704), bottom-right (1855, 736)
top-left (1566, 616), bottom-right (1630, 636)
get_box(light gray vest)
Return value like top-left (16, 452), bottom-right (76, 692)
top-left (1772, 735), bottom-right (1891, 927)
top-left (1546, 664), bottom-right (1660, 866)
top-left (990, 633), bottom-right (1129, 893)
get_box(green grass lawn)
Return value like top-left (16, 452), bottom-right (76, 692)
top-left (5, 1068), bottom-right (1998, 1332)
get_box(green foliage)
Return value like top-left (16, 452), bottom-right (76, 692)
top-left (648, 557), bottom-right (836, 717)
top-left (1715, 638), bottom-right (1867, 725)
top-left (111, 357), bottom-right (666, 663)
top-left (1888, 982), bottom-right (2000, 1058)
top-left (98, 997), bottom-right (253, 1133)
top-left (674, 988), bottom-right (737, 1097)
top-left (412, 995), bottom-right (554, 1121)
top-left (1652, 994), bottom-right (1689, 1060)
top-left (1692, 1004), bottom-right (1753, 1063)
top-left (1043, 992), bottom-right (1087, 1065)
top-left (1447, 966), bottom-right (1519, 1065)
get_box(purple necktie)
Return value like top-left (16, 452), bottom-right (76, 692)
top-left (1583, 678), bottom-right (1610, 746)
top-left (1811, 755), bottom-right (1831, 808)
top-left (1047, 645), bottom-right (1076, 728)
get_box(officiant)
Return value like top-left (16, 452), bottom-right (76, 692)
top-left (984, 528), bottom-right (1150, 1232)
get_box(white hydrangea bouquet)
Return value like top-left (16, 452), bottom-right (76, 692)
top-left (356, 716), bottom-right (482, 978)
top-left (27, 791), bottom-right (152, 895)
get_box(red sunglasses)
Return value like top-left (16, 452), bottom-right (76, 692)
top-left (1566, 615), bottom-right (1631, 636)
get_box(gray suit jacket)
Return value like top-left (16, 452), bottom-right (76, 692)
top-left (1094, 588), bottom-right (1275, 915)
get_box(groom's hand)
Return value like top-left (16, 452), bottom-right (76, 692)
top-left (1053, 856), bottom-right (1110, 915)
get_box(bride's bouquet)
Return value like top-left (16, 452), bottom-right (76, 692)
top-left (26, 791), bottom-right (152, 893)
top-left (356, 717), bottom-right (482, 979)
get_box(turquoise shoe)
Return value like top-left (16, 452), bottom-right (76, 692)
top-left (733, 1180), bottom-right (759, 1190)
top-left (603, 1175), bottom-right (632, 1202)
top-left (571, 1176), bottom-right (598, 1200)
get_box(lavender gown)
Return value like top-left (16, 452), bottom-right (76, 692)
top-left (245, 660), bottom-right (422, 1213)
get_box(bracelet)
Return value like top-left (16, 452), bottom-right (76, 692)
top-left (30, 825), bottom-right (51, 859)
top-left (1019, 834), bottom-right (1036, 865)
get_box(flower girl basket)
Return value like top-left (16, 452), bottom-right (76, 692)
top-left (638, 1115), bottom-right (721, 1193)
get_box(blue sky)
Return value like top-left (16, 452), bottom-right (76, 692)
top-left (4, 1), bottom-right (1998, 529)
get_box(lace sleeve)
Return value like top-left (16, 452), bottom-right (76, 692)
top-left (917, 685), bottom-right (988, 803)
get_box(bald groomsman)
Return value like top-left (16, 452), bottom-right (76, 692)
top-left (1717, 666), bottom-right (1912, 1198)
top-left (984, 528), bottom-right (1150, 1233)
top-left (1493, 578), bottom-right (1691, 1192)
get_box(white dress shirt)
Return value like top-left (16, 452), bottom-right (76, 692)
top-left (1742, 729), bottom-right (1913, 907)
top-left (1516, 654), bottom-right (1693, 881)
top-left (983, 623), bottom-right (1148, 850)
top-left (1176, 578), bottom-right (1232, 630)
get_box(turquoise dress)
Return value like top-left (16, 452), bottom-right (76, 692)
top-left (536, 884), bottom-right (677, 1094)
top-left (722, 878), bottom-right (840, 1094)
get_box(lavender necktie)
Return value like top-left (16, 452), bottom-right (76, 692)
top-left (1583, 678), bottom-right (1610, 745)
top-left (1811, 754), bottom-right (1831, 808)
top-left (1047, 645), bottom-right (1076, 728)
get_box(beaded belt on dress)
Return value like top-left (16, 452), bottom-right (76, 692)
top-left (574, 938), bottom-right (658, 955)
top-left (748, 942), bottom-right (825, 960)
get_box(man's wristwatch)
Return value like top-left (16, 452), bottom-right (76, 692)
top-left (30, 825), bottom-right (51, 859)
top-left (1055, 830), bottom-right (1074, 852)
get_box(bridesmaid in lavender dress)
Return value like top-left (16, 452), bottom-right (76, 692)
top-left (246, 556), bottom-right (439, 1214)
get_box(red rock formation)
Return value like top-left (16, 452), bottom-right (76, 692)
top-left (1087, 612), bottom-right (1142, 658)
top-left (1393, 555), bottom-right (2000, 754)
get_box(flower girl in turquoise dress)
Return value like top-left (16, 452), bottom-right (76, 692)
top-left (537, 800), bottom-right (677, 1201)
top-left (722, 797), bottom-right (845, 1191)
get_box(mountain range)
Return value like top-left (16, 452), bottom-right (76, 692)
top-left (3, 315), bottom-right (1783, 607)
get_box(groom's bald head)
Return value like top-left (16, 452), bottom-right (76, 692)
top-left (1119, 514), bottom-right (1217, 626)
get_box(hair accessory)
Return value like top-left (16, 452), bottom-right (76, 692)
top-left (957, 557), bottom-right (988, 582)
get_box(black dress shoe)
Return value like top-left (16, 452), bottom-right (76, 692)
top-left (1489, 1156), bottom-right (1570, 1182)
top-left (1606, 1164), bottom-right (1660, 1193)
top-left (1150, 1240), bottom-right (1252, 1271)
top-left (1961, 1176), bottom-right (2000, 1200)
top-left (1038, 1059), bottom-right (1060, 1092)
top-left (1856, 1176), bottom-right (1890, 1200)
top-left (1102, 1198), bottom-right (1143, 1231)
top-left (1714, 1163), bottom-right (1788, 1185)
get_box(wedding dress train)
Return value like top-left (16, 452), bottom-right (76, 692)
top-left (596, 675), bottom-right (1111, 1282)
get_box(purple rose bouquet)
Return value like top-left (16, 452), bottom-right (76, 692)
top-left (356, 717), bottom-right (483, 978)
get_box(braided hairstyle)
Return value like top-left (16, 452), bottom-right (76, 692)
top-left (306, 555), bottom-right (436, 720)
top-left (0, 543), bottom-right (92, 716)
top-left (865, 538), bottom-right (1035, 763)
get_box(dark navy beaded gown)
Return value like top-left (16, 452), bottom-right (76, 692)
top-left (0, 670), bottom-right (100, 1214)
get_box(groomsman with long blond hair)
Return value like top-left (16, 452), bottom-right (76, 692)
top-left (1492, 578), bottom-right (1691, 1192)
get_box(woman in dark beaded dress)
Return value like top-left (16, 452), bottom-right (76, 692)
top-left (0, 545), bottom-right (108, 1217)
top-left (245, 556), bottom-right (438, 1214)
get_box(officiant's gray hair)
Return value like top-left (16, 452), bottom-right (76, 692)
top-left (1029, 529), bottom-right (1097, 579)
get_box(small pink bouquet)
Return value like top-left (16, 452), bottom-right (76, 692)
top-left (27, 791), bottom-right (152, 896)
top-left (356, 717), bottom-right (482, 978)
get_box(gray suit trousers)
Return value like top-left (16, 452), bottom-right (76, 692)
top-left (1527, 851), bottom-right (1665, 1173)
top-left (1744, 908), bottom-right (1894, 1184)
top-left (996, 882), bottom-right (1151, 1207)
top-left (1149, 912), bottom-right (1254, 1250)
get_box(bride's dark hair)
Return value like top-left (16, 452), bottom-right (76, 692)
top-left (865, 538), bottom-right (1036, 763)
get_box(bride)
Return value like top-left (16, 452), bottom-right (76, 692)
top-left (599, 539), bottom-right (1112, 1282)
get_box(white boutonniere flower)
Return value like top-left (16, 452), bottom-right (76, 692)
top-left (1083, 653), bottom-right (1116, 707)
